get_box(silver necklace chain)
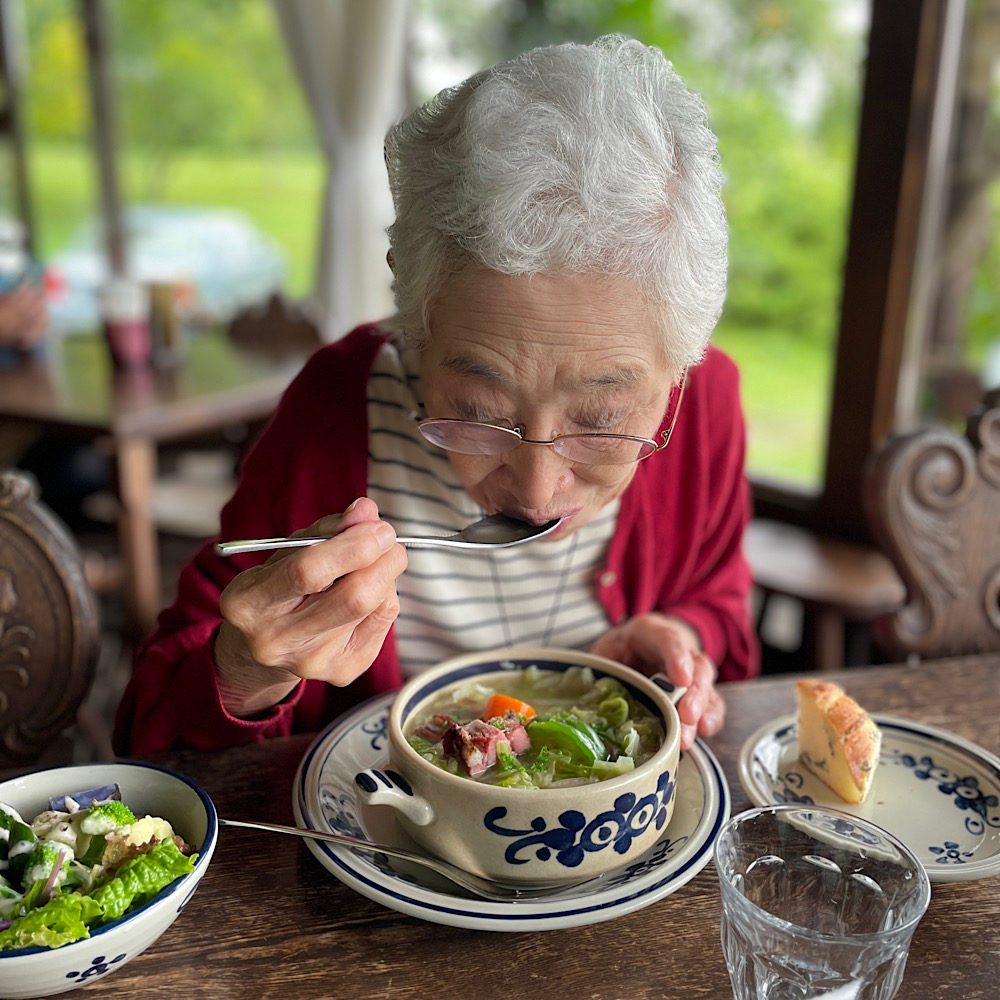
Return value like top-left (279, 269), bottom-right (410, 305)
top-left (489, 532), bottom-right (580, 648)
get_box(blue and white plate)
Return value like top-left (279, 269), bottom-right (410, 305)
top-left (293, 692), bottom-right (730, 931)
top-left (738, 714), bottom-right (1000, 883)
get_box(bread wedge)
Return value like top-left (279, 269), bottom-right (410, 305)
top-left (795, 680), bottom-right (881, 804)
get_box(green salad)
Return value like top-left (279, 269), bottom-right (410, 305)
top-left (0, 784), bottom-right (197, 951)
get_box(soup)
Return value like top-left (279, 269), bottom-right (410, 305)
top-left (404, 665), bottom-right (664, 789)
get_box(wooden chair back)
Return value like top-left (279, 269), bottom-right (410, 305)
top-left (864, 389), bottom-right (1000, 659)
top-left (228, 292), bottom-right (323, 358)
top-left (0, 469), bottom-right (100, 765)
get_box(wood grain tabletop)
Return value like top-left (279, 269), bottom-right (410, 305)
top-left (12, 655), bottom-right (1000, 1000)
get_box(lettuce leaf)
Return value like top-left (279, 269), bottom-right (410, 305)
top-left (0, 840), bottom-right (197, 951)
top-left (0, 893), bottom-right (102, 950)
top-left (89, 840), bottom-right (196, 922)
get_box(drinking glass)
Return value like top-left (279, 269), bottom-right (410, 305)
top-left (713, 804), bottom-right (931, 1000)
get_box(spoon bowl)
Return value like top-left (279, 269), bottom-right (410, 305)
top-left (218, 817), bottom-right (589, 901)
top-left (214, 513), bottom-right (562, 557)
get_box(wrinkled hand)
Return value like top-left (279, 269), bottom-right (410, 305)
top-left (0, 284), bottom-right (48, 351)
top-left (215, 497), bottom-right (407, 717)
top-left (590, 613), bottom-right (724, 750)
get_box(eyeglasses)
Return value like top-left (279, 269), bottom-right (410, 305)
top-left (413, 371), bottom-right (686, 467)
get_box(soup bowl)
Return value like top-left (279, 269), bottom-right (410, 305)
top-left (353, 647), bottom-right (684, 884)
top-left (0, 762), bottom-right (217, 999)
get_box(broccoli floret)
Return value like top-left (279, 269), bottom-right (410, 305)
top-left (80, 801), bottom-right (137, 836)
top-left (23, 842), bottom-right (73, 887)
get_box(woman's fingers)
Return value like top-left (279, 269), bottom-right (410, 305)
top-left (226, 519), bottom-right (398, 617)
top-left (219, 514), bottom-right (406, 680)
top-left (590, 614), bottom-right (720, 751)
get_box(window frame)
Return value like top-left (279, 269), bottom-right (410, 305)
top-left (752, 0), bottom-right (958, 544)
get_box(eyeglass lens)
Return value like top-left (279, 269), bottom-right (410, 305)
top-left (416, 422), bottom-right (657, 464)
top-left (416, 374), bottom-right (683, 466)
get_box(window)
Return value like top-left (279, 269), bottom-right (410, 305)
top-left (21, 0), bottom-right (325, 333)
top-left (414, 0), bottom-right (868, 491)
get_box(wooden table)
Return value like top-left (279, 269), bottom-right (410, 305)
top-left (0, 331), bottom-right (304, 633)
top-left (44, 654), bottom-right (996, 1000)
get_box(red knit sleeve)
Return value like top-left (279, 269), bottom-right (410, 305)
top-left (661, 350), bottom-right (758, 679)
top-left (604, 346), bottom-right (760, 682)
top-left (113, 327), bottom-right (400, 753)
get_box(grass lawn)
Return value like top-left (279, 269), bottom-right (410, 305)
top-left (713, 322), bottom-right (832, 488)
top-left (29, 139), bottom-right (325, 296)
top-left (28, 139), bottom-right (833, 487)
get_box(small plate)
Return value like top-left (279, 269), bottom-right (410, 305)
top-left (293, 692), bottom-right (730, 931)
top-left (739, 714), bottom-right (1000, 882)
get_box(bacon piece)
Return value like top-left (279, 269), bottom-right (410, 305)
top-left (440, 710), bottom-right (531, 777)
top-left (412, 714), bottom-right (458, 744)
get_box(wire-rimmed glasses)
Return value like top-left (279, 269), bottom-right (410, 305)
top-left (413, 371), bottom-right (686, 467)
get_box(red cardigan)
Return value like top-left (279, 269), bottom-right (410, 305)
top-left (113, 325), bottom-right (759, 753)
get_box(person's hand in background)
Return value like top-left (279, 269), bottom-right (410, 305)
top-left (0, 284), bottom-right (48, 352)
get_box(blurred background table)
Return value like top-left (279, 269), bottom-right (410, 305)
top-left (0, 330), bottom-right (304, 634)
top-left (34, 652), bottom-right (998, 1000)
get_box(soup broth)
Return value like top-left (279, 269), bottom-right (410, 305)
top-left (404, 665), bottom-right (664, 789)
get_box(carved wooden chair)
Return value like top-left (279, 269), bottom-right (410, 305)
top-left (863, 389), bottom-right (1000, 660)
top-left (0, 469), bottom-right (101, 765)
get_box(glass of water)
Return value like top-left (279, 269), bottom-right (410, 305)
top-left (713, 804), bottom-right (931, 1000)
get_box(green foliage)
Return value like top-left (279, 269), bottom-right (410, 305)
top-left (23, 0), bottom-right (318, 198)
top-left (965, 187), bottom-right (1000, 364)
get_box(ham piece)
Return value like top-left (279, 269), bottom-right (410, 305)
top-left (417, 709), bottom-right (531, 777)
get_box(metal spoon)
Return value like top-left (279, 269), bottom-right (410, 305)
top-left (214, 513), bottom-right (562, 557)
top-left (218, 817), bottom-right (589, 901)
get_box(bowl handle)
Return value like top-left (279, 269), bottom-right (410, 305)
top-left (354, 768), bottom-right (435, 827)
top-left (650, 674), bottom-right (688, 706)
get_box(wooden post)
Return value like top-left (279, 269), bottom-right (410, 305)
top-left (0, 0), bottom-right (36, 252)
top-left (80, 0), bottom-right (126, 276)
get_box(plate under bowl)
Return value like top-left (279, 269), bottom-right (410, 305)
top-left (293, 691), bottom-right (731, 931)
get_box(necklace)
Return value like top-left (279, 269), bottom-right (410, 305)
top-left (488, 533), bottom-right (580, 648)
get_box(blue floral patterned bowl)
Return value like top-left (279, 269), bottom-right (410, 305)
top-left (0, 762), bottom-right (217, 999)
top-left (354, 647), bottom-right (683, 884)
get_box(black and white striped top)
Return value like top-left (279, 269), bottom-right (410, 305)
top-left (365, 336), bottom-right (616, 677)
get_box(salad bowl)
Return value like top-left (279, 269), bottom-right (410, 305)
top-left (353, 647), bottom-right (685, 885)
top-left (0, 761), bottom-right (217, 999)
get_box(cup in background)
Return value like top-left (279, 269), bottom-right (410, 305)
top-left (99, 277), bottom-right (152, 370)
top-left (148, 280), bottom-right (186, 365)
top-left (713, 804), bottom-right (931, 1000)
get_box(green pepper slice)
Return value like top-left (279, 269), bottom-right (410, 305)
top-left (526, 716), bottom-right (608, 765)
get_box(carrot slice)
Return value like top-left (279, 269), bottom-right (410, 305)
top-left (481, 693), bottom-right (536, 721)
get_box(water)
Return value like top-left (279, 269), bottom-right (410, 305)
top-left (714, 806), bottom-right (930, 1000)
top-left (720, 857), bottom-right (908, 999)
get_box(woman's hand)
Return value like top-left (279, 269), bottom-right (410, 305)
top-left (590, 613), bottom-right (724, 750)
top-left (214, 497), bottom-right (407, 717)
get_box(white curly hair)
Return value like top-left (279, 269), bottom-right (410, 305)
top-left (384, 34), bottom-right (727, 369)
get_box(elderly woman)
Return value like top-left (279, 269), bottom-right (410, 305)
top-left (114, 35), bottom-right (759, 755)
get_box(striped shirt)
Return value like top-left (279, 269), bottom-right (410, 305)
top-left (366, 336), bottom-right (616, 677)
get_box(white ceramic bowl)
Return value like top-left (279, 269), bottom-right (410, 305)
top-left (0, 762), bottom-right (217, 999)
top-left (354, 647), bottom-right (684, 884)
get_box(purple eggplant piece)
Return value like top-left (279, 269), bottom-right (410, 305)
top-left (48, 783), bottom-right (121, 811)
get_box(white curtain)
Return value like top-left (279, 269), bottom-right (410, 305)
top-left (270, 0), bottom-right (408, 339)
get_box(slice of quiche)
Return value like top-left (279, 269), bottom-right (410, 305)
top-left (795, 680), bottom-right (881, 804)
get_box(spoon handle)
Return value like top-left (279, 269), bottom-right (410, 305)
top-left (215, 534), bottom-right (449, 556)
top-left (219, 816), bottom-right (420, 860)
top-left (214, 537), bottom-right (326, 556)
top-left (218, 817), bottom-right (584, 900)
